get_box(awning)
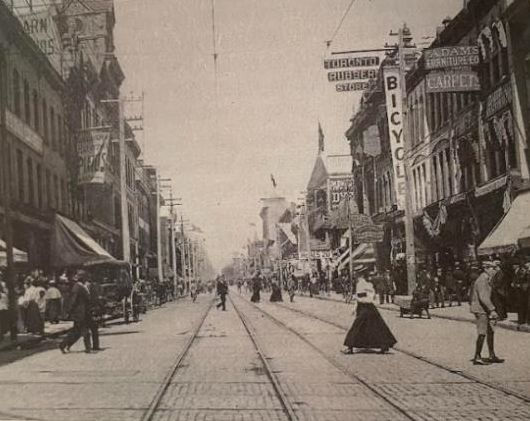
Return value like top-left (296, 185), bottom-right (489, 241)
top-left (338, 243), bottom-right (376, 271)
top-left (50, 214), bottom-right (116, 267)
top-left (0, 239), bottom-right (28, 266)
top-left (478, 190), bottom-right (530, 255)
top-left (278, 223), bottom-right (297, 245)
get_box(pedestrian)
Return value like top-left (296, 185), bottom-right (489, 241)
top-left (45, 279), bottom-right (62, 324)
top-left (342, 266), bottom-right (397, 354)
top-left (491, 260), bottom-right (509, 321)
top-left (250, 271), bottom-right (262, 303)
top-left (469, 261), bottom-right (503, 365)
top-left (59, 270), bottom-right (92, 354)
top-left (513, 262), bottom-right (530, 325)
top-left (453, 261), bottom-right (466, 306)
top-left (0, 279), bottom-right (9, 342)
top-left (216, 276), bottom-right (228, 310)
top-left (269, 280), bottom-right (283, 302)
top-left (86, 276), bottom-right (103, 351)
top-left (24, 278), bottom-right (45, 335)
top-left (287, 275), bottom-right (296, 303)
top-left (190, 282), bottom-right (198, 303)
top-left (433, 268), bottom-right (445, 308)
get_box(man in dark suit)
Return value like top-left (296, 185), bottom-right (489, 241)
top-left (59, 270), bottom-right (91, 354)
top-left (86, 278), bottom-right (103, 351)
top-left (216, 277), bottom-right (228, 311)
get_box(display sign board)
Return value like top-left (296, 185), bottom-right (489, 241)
top-left (354, 224), bottom-right (384, 243)
top-left (77, 128), bottom-right (110, 184)
top-left (426, 70), bottom-right (480, 93)
top-left (325, 55), bottom-right (379, 93)
top-left (485, 82), bottom-right (512, 119)
top-left (383, 66), bottom-right (406, 210)
top-left (329, 177), bottom-right (354, 210)
top-left (424, 46), bottom-right (480, 70)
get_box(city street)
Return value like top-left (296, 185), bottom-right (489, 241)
top-left (1, 291), bottom-right (529, 420)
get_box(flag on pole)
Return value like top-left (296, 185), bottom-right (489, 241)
top-left (318, 122), bottom-right (325, 154)
top-left (270, 174), bottom-right (277, 188)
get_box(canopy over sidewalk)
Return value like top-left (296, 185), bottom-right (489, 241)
top-left (0, 239), bottom-right (28, 266)
top-left (478, 190), bottom-right (530, 255)
top-left (50, 214), bottom-right (116, 267)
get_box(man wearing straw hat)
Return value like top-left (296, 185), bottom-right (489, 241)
top-left (469, 261), bottom-right (503, 365)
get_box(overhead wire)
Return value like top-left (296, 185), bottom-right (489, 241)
top-left (327, 0), bottom-right (358, 48)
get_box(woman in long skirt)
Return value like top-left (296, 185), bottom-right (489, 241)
top-left (343, 271), bottom-right (397, 354)
top-left (269, 281), bottom-right (283, 302)
top-left (250, 274), bottom-right (262, 303)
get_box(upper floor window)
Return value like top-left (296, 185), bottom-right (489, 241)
top-left (42, 99), bottom-right (48, 143)
top-left (13, 69), bottom-right (21, 117)
top-left (33, 90), bottom-right (39, 132)
top-left (23, 79), bottom-right (30, 124)
top-left (50, 106), bottom-right (56, 150)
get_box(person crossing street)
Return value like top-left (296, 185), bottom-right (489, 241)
top-left (216, 276), bottom-right (228, 311)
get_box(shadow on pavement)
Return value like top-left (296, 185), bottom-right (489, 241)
top-left (99, 330), bottom-right (141, 336)
top-left (0, 339), bottom-right (61, 368)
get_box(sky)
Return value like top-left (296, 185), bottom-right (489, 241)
top-left (106, 0), bottom-right (465, 272)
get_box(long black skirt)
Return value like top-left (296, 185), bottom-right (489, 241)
top-left (250, 289), bottom-right (261, 303)
top-left (270, 288), bottom-right (283, 302)
top-left (344, 302), bottom-right (397, 350)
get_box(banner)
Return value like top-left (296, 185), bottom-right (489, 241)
top-left (77, 128), bottom-right (111, 184)
top-left (383, 66), bottom-right (406, 210)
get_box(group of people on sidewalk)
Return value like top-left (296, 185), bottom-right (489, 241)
top-left (0, 270), bottom-right (67, 342)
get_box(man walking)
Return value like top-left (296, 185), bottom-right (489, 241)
top-left (86, 277), bottom-right (103, 351)
top-left (59, 270), bottom-right (91, 354)
top-left (470, 261), bottom-right (503, 365)
top-left (216, 276), bottom-right (228, 311)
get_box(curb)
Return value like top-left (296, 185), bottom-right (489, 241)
top-left (312, 294), bottom-right (530, 334)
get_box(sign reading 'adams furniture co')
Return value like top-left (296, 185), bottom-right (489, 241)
top-left (424, 46), bottom-right (480, 70)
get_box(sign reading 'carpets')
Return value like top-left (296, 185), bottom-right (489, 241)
top-left (77, 129), bottom-right (110, 184)
top-left (426, 70), bottom-right (480, 93)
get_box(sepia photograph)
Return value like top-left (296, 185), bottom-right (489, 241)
top-left (1, 0), bottom-right (530, 419)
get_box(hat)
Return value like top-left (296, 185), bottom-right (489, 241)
top-left (354, 265), bottom-right (367, 273)
top-left (482, 261), bottom-right (497, 269)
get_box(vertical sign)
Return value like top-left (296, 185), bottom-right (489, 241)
top-left (77, 128), bottom-right (110, 184)
top-left (383, 67), bottom-right (406, 210)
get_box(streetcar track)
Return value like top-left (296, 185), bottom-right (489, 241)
top-left (141, 298), bottom-right (215, 421)
top-left (233, 294), bottom-right (417, 421)
top-left (272, 299), bottom-right (530, 405)
top-left (229, 294), bottom-right (299, 421)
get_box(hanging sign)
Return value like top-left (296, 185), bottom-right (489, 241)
top-left (426, 69), bottom-right (480, 93)
top-left (424, 46), bottom-right (480, 70)
top-left (354, 224), bottom-right (384, 243)
top-left (382, 66), bottom-right (406, 210)
top-left (77, 128), bottom-right (110, 184)
top-left (325, 55), bottom-right (380, 93)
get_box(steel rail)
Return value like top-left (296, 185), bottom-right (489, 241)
top-left (237, 294), bottom-right (417, 421)
top-left (229, 294), bottom-right (299, 421)
top-left (141, 298), bottom-right (215, 421)
top-left (274, 300), bottom-right (530, 405)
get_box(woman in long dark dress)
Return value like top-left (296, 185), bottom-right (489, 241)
top-left (269, 281), bottom-right (283, 302)
top-left (250, 274), bottom-right (262, 303)
top-left (343, 274), bottom-right (397, 354)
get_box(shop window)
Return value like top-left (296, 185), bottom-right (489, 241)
top-left (53, 174), bottom-right (59, 210)
top-left (45, 169), bottom-right (51, 210)
top-left (445, 148), bottom-right (453, 196)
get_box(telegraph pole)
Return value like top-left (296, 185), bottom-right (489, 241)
top-left (118, 97), bottom-right (130, 262)
top-left (0, 44), bottom-right (16, 341)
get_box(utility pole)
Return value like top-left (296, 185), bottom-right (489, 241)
top-left (180, 216), bottom-right (187, 291)
top-left (162, 188), bottom-right (181, 296)
top-left (118, 97), bottom-right (130, 262)
top-left (155, 173), bottom-right (163, 281)
top-left (0, 44), bottom-right (17, 341)
top-left (395, 24), bottom-right (417, 293)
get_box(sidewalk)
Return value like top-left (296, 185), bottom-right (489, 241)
top-left (0, 320), bottom-right (73, 352)
top-left (312, 291), bottom-right (530, 333)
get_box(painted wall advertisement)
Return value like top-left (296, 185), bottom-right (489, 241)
top-left (383, 66), bottom-right (406, 210)
top-left (77, 128), bottom-right (110, 184)
top-left (19, 7), bottom-right (62, 74)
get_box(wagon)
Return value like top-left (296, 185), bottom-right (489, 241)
top-left (394, 295), bottom-right (431, 319)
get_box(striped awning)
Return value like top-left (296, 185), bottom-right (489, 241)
top-left (338, 243), bottom-right (376, 271)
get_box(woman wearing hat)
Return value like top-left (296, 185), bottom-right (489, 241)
top-left (342, 266), bottom-right (397, 354)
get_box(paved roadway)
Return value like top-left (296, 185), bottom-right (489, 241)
top-left (0, 290), bottom-right (529, 421)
